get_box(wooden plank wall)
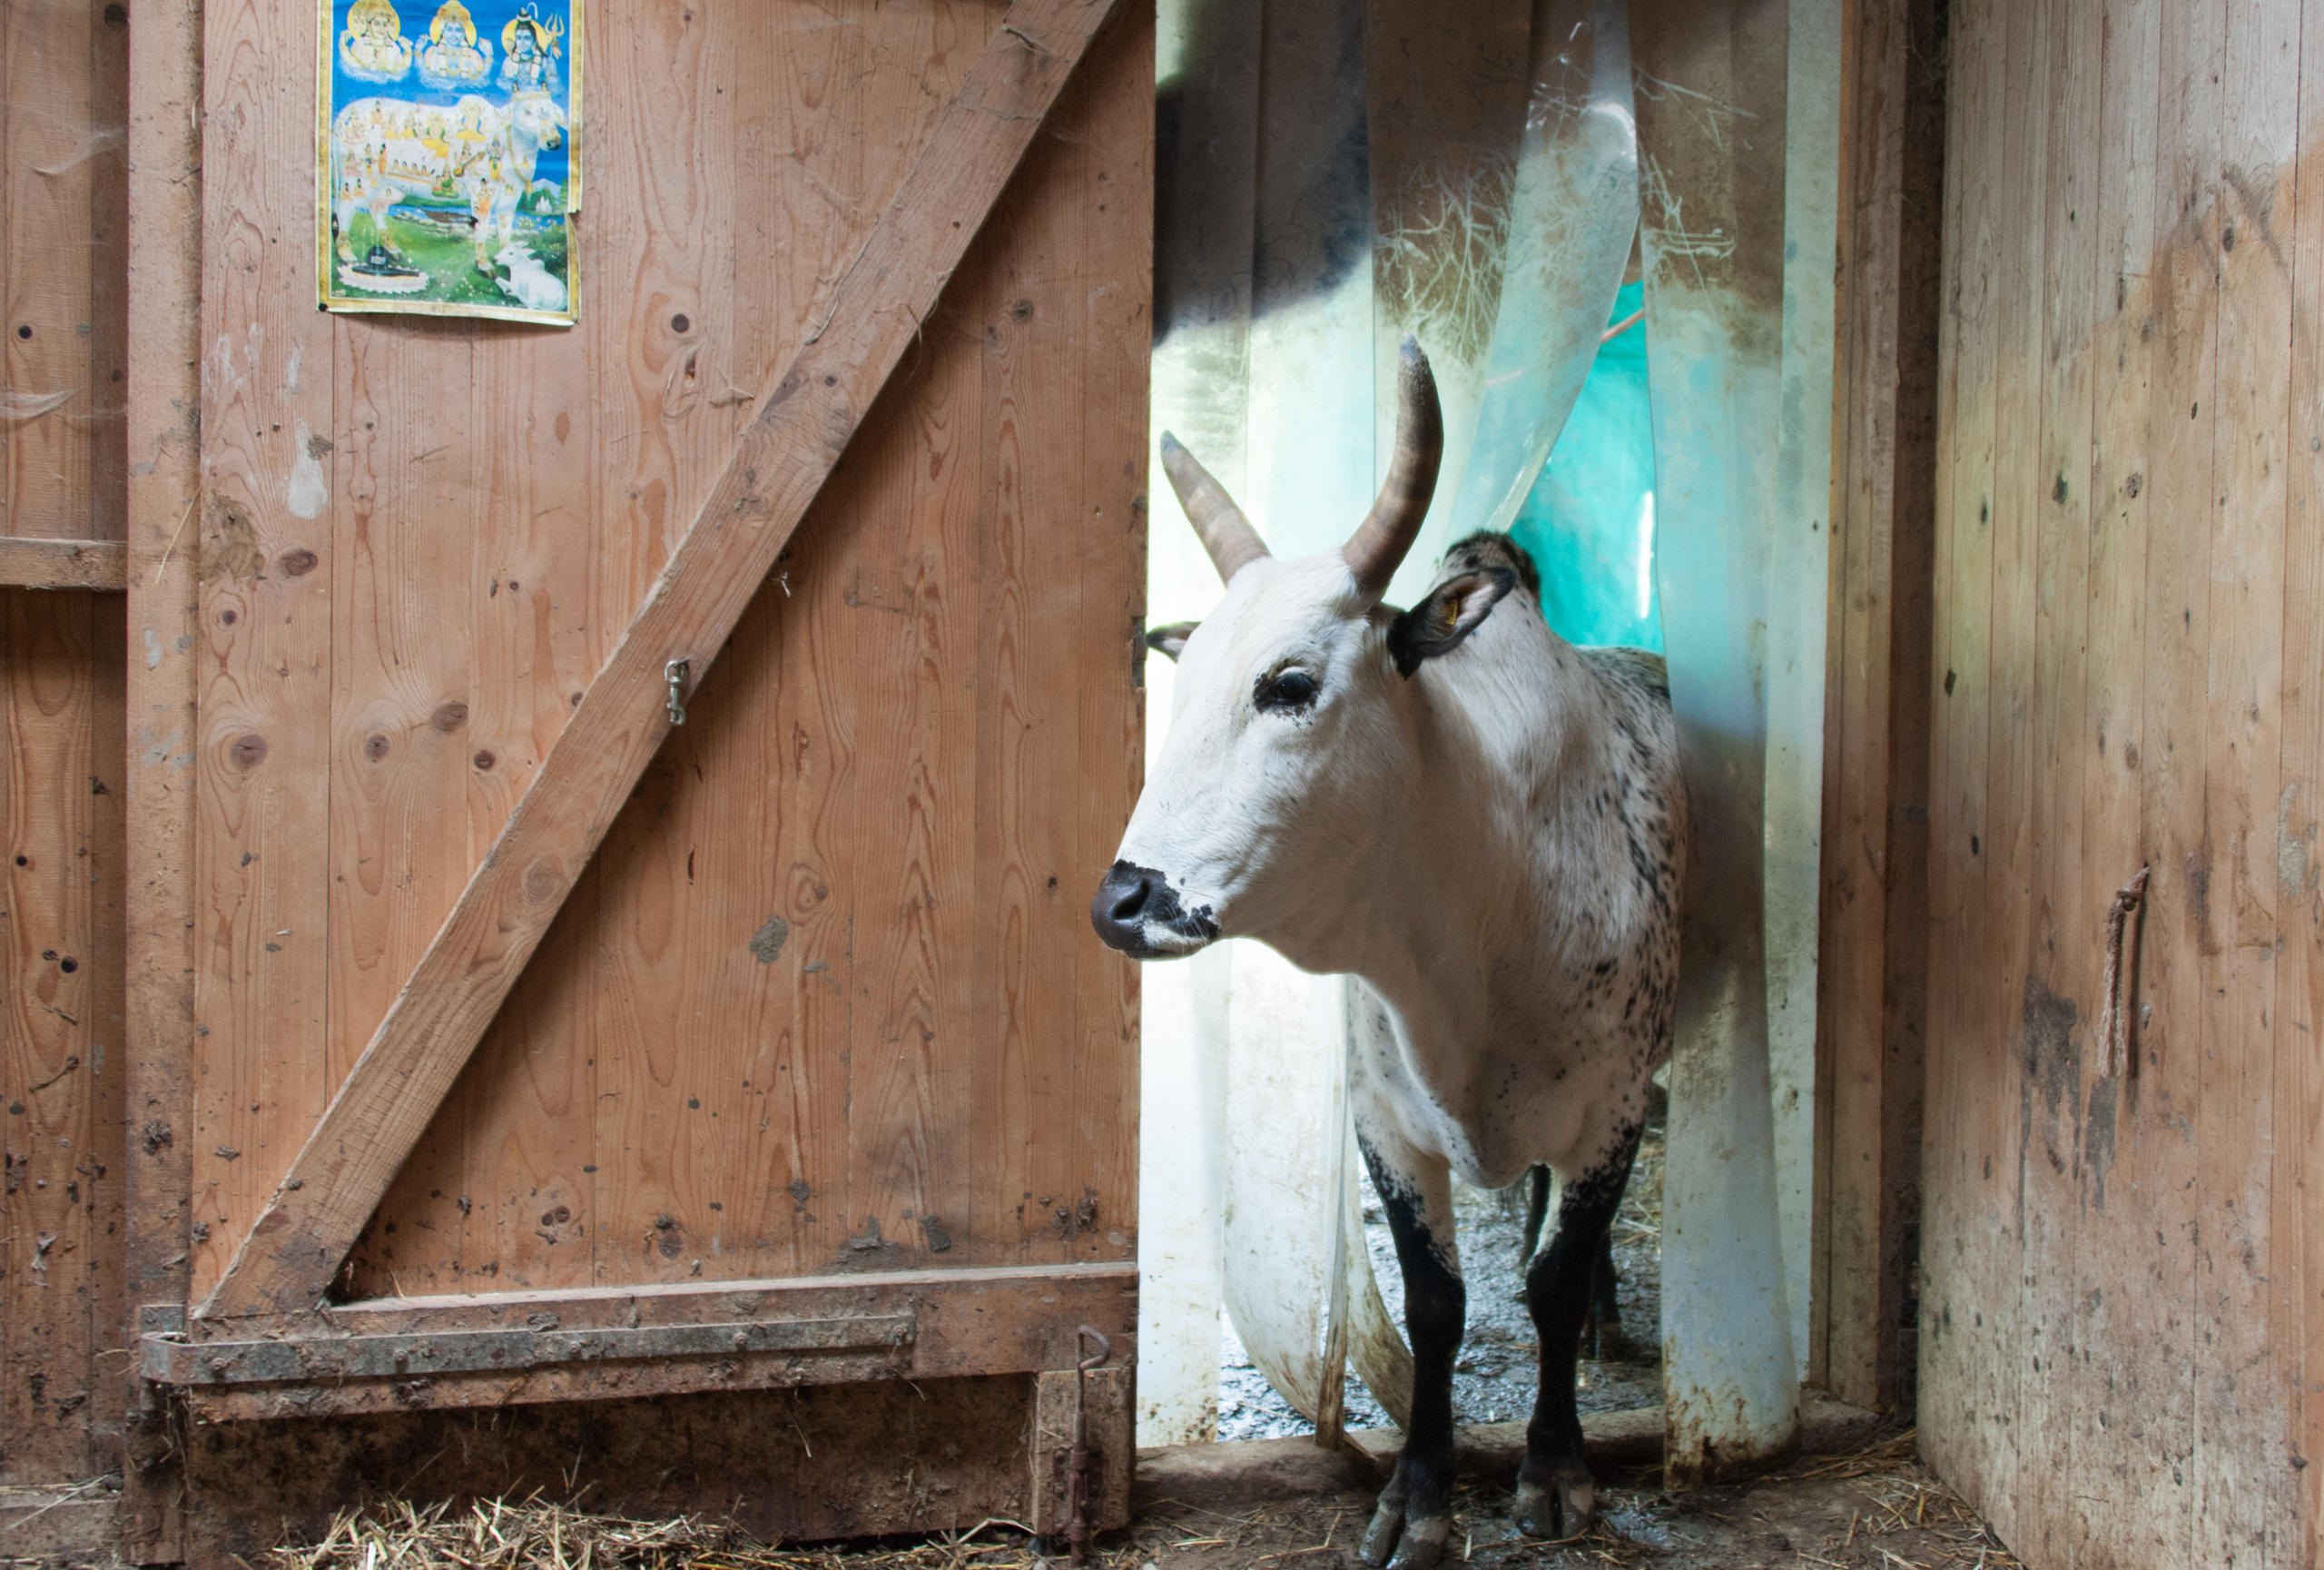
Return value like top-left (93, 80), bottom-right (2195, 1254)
top-left (183, 0), bottom-right (1148, 1308)
top-left (1919, 0), bottom-right (2323, 1561)
top-left (120, 0), bottom-right (204, 1549)
top-left (1810, 0), bottom-right (1944, 1415)
top-left (0, 0), bottom-right (129, 1487)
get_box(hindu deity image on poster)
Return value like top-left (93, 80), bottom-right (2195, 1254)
top-left (318, 0), bottom-right (582, 323)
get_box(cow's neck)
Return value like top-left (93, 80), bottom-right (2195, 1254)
top-left (1278, 626), bottom-right (1601, 1063)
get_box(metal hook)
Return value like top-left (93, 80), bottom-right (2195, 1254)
top-left (1064, 1324), bottom-right (1112, 1565)
top-left (665, 658), bottom-right (690, 726)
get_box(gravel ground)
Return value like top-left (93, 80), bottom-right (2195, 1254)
top-left (1217, 1124), bottom-right (1668, 1440)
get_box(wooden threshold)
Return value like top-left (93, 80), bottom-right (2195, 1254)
top-left (0, 537), bottom-right (127, 590)
top-left (0, 1485), bottom-right (123, 1562)
top-left (150, 1261), bottom-right (1136, 1420)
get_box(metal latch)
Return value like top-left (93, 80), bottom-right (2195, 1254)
top-left (1067, 1324), bottom-right (1111, 1565)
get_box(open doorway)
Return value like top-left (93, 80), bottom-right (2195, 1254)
top-left (1136, 0), bottom-right (1841, 1476)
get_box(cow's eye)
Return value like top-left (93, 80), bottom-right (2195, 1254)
top-left (1255, 668), bottom-right (1319, 713)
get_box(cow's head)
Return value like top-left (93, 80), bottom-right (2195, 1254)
top-left (508, 94), bottom-right (567, 149)
top-left (1090, 339), bottom-right (1519, 962)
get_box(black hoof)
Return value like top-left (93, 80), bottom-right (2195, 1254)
top-left (1360, 1497), bottom-right (1450, 1570)
top-left (1513, 1473), bottom-right (1596, 1543)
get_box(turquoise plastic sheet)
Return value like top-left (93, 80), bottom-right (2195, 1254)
top-left (1508, 279), bottom-right (1662, 652)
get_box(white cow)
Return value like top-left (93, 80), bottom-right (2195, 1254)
top-left (494, 242), bottom-right (566, 314)
top-left (330, 92), bottom-right (566, 274)
top-left (479, 92), bottom-right (568, 264)
top-left (1089, 340), bottom-right (1685, 1568)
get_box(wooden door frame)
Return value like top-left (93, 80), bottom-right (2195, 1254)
top-left (107, 0), bottom-right (1945, 1547)
top-left (121, 0), bottom-right (204, 1556)
top-left (1807, 0), bottom-right (1946, 1418)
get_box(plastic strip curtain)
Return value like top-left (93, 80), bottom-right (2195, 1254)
top-left (1446, 0), bottom-right (1640, 548)
top-left (1630, 0), bottom-right (1809, 1476)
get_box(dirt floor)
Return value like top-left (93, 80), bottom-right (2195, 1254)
top-left (255, 1110), bottom-right (2026, 1570)
top-left (261, 1429), bottom-right (2024, 1570)
top-left (1122, 1433), bottom-right (2024, 1570)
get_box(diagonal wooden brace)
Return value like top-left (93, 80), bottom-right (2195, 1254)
top-left (198, 0), bottom-right (1123, 1321)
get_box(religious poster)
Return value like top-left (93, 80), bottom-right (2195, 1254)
top-left (317, 0), bottom-right (582, 324)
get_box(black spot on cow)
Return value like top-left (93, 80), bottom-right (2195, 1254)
top-left (1442, 531), bottom-right (1542, 599)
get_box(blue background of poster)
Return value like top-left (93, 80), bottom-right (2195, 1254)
top-left (330, 0), bottom-right (573, 196)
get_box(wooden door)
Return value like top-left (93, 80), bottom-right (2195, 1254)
top-left (129, 0), bottom-right (1150, 1555)
top-left (1918, 0), bottom-right (2322, 1563)
top-left (0, 0), bottom-right (131, 1504)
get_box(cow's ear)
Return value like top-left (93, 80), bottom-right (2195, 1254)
top-left (1386, 568), bottom-right (1516, 678)
top-left (1147, 621), bottom-right (1200, 662)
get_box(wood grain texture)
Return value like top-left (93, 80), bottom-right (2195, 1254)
top-left (2008, 0), bottom-right (2095, 1556)
top-left (2283, 0), bottom-right (2324, 1543)
top-left (0, 0), bottom-right (129, 1492)
top-left (350, 1), bottom-right (1149, 1299)
top-left (165, 1260), bottom-right (1136, 1419)
top-left (1918, 0), bottom-right (2008, 1513)
top-left (1975, 0), bottom-right (2045, 1541)
top-left (185, 0), bottom-right (342, 1312)
top-left (3, 0), bottom-right (127, 547)
top-left (570, 0), bottom-right (791, 1301)
top-left (0, 538), bottom-right (125, 590)
top-left (199, 0), bottom-right (1129, 1322)
top-left (118, 0), bottom-right (202, 1554)
top-left (2123, 0), bottom-right (2222, 1559)
top-left (1809, 0), bottom-right (1941, 1414)
top-left (2193, 3), bottom-right (2298, 1559)
top-left (1920, 0), bottom-right (2319, 1558)
top-left (0, 587), bottom-right (125, 1485)
top-left (2065, 0), bottom-right (2162, 1555)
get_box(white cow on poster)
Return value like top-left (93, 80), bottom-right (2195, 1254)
top-left (495, 242), bottom-right (566, 314)
top-left (330, 92), bottom-right (566, 276)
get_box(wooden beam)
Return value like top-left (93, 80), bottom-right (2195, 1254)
top-left (1809, 0), bottom-right (1944, 1414)
top-left (197, 0), bottom-right (1123, 1321)
top-left (0, 538), bottom-right (127, 590)
top-left (162, 1262), bottom-right (1137, 1419)
top-left (119, 0), bottom-right (204, 1559)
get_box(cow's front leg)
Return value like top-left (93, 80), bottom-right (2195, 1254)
top-left (1357, 1127), bottom-right (1462, 1570)
top-left (1516, 1125), bottom-right (1641, 1541)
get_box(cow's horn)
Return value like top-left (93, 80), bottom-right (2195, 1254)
top-left (1159, 433), bottom-right (1270, 584)
top-left (1343, 336), bottom-right (1443, 600)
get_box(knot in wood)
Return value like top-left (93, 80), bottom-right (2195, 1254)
top-left (522, 856), bottom-right (566, 905)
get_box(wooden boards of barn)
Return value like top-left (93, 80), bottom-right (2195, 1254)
top-left (113, 0), bottom-right (1150, 1557)
top-left (1917, 0), bottom-right (2324, 1563)
top-left (0, 0), bottom-right (133, 1513)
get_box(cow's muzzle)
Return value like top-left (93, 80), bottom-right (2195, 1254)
top-left (1088, 860), bottom-right (1220, 958)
